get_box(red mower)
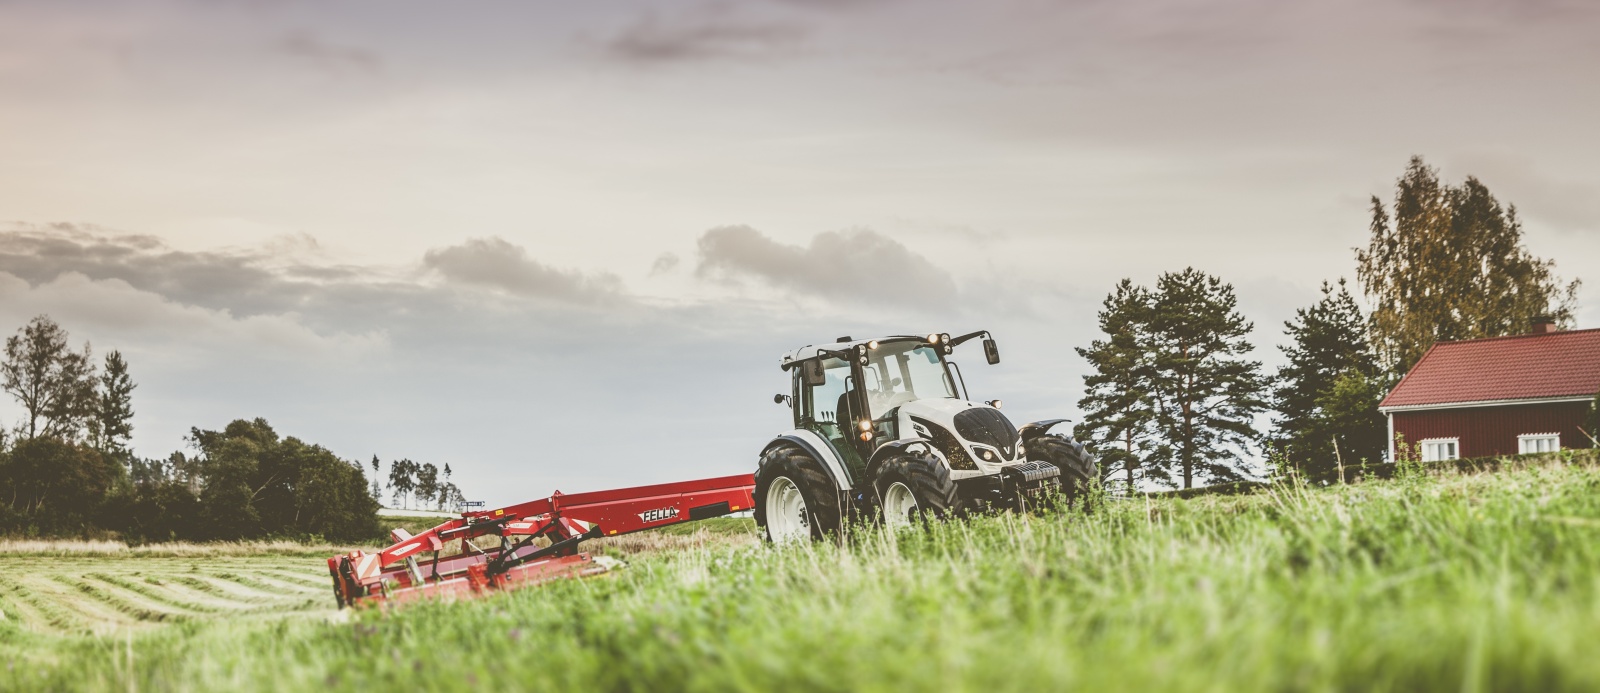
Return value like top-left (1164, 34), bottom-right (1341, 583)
top-left (327, 474), bottom-right (755, 608)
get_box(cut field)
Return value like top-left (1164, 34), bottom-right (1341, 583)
top-left (4, 453), bottom-right (1600, 692)
top-left (0, 553), bottom-right (331, 637)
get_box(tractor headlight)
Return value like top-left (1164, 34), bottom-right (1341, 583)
top-left (859, 420), bottom-right (872, 432)
top-left (927, 333), bottom-right (941, 344)
top-left (858, 431), bottom-right (873, 442)
top-left (974, 447), bottom-right (997, 462)
top-left (867, 340), bottom-right (879, 350)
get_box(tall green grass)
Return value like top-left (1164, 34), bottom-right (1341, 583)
top-left (5, 452), bottom-right (1600, 692)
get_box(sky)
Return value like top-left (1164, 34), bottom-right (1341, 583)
top-left (2, 0), bottom-right (1598, 504)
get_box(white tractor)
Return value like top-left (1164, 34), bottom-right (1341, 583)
top-left (755, 331), bottom-right (1095, 542)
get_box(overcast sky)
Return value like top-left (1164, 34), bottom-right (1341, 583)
top-left (2, 0), bottom-right (1597, 503)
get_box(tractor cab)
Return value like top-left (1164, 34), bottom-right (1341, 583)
top-left (786, 334), bottom-right (978, 480)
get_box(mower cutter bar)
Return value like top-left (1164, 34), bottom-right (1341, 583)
top-left (328, 473), bottom-right (756, 608)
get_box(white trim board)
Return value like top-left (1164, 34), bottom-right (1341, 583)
top-left (1380, 395), bottom-right (1593, 414)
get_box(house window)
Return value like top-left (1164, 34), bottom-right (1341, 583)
top-left (1420, 438), bottom-right (1459, 462)
top-left (1518, 433), bottom-right (1560, 454)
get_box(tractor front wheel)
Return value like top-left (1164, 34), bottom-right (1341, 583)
top-left (872, 448), bottom-right (958, 530)
top-left (1026, 434), bottom-right (1097, 501)
top-left (755, 445), bottom-right (841, 543)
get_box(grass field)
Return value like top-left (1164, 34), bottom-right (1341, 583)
top-left (3, 452), bottom-right (1600, 691)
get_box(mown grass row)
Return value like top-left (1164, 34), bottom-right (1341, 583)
top-left (5, 452), bottom-right (1600, 692)
top-left (0, 556), bottom-right (330, 645)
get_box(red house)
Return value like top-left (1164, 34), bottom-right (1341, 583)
top-left (1379, 321), bottom-right (1600, 462)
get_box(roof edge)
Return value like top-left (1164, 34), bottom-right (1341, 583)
top-left (1427, 326), bottom-right (1600, 347)
top-left (1379, 394), bottom-right (1594, 414)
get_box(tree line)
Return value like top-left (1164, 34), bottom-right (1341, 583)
top-left (0, 316), bottom-right (470, 541)
top-left (377, 457), bottom-right (465, 512)
top-left (1075, 157), bottom-right (1589, 490)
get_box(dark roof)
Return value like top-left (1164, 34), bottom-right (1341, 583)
top-left (1380, 328), bottom-right (1600, 409)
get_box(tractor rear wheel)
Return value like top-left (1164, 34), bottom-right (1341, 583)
top-left (755, 445), bottom-right (842, 543)
top-left (872, 447), bottom-right (958, 530)
top-left (1026, 434), bottom-right (1097, 500)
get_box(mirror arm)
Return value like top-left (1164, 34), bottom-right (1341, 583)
top-left (948, 330), bottom-right (989, 347)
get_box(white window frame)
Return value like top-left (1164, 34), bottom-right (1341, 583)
top-left (1518, 433), bottom-right (1560, 455)
top-left (1420, 438), bottom-right (1460, 462)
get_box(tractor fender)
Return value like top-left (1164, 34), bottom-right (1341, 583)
top-left (1018, 419), bottom-right (1070, 442)
top-left (763, 430), bottom-right (852, 490)
top-left (864, 438), bottom-right (939, 482)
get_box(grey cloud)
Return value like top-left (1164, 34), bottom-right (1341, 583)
top-left (606, 12), bottom-right (807, 63)
top-left (694, 225), bottom-right (958, 308)
top-left (651, 252), bottom-right (681, 274)
top-left (0, 223), bottom-right (310, 317)
top-left (422, 237), bottom-right (623, 302)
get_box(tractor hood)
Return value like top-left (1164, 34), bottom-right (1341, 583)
top-left (895, 398), bottom-right (1022, 472)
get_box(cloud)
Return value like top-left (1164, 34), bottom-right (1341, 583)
top-left (605, 12), bottom-right (807, 63)
top-left (694, 225), bottom-right (958, 308)
top-left (421, 237), bottom-right (623, 302)
top-left (0, 271), bottom-right (387, 358)
top-left (651, 252), bottom-right (681, 274)
top-left (0, 223), bottom-right (310, 316)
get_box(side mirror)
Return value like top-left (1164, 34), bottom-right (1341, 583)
top-left (983, 338), bottom-right (1000, 365)
top-left (800, 359), bottom-right (827, 387)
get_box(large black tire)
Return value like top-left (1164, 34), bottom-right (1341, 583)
top-left (1026, 434), bottom-right (1097, 500)
top-left (754, 445), bottom-right (842, 542)
top-left (871, 447), bottom-right (959, 526)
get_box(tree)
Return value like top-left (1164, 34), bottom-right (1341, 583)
top-left (436, 482), bottom-right (464, 512)
top-left (0, 437), bottom-right (121, 534)
top-left (188, 418), bottom-right (378, 541)
top-left (389, 459), bottom-right (417, 509)
top-left (1075, 280), bottom-right (1166, 492)
top-left (1271, 280), bottom-right (1386, 480)
top-left (1145, 269), bottom-right (1270, 488)
top-left (369, 456), bottom-right (382, 502)
top-left (91, 350), bottom-right (136, 454)
top-left (1307, 370), bottom-right (1389, 474)
top-left (2, 316), bottom-right (98, 440)
top-left (415, 463), bottom-right (439, 511)
top-left (1357, 156), bottom-right (1581, 376)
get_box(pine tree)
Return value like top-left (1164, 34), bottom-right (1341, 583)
top-left (1272, 280), bottom-right (1385, 480)
top-left (92, 350), bottom-right (136, 454)
top-left (1145, 269), bottom-right (1269, 488)
top-left (1357, 156), bottom-right (1581, 376)
top-left (1074, 280), bottom-right (1166, 492)
top-left (369, 456), bottom-right (382, 502)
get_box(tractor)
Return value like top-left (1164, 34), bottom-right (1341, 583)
top-left (755, 331), bottom-right (1096, 542)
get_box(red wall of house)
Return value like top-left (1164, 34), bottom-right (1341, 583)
top-left (1392, 402), bottom-right (1591, 459)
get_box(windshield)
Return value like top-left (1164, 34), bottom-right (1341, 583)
top-left (860, 342), bottom-right (958, 417)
